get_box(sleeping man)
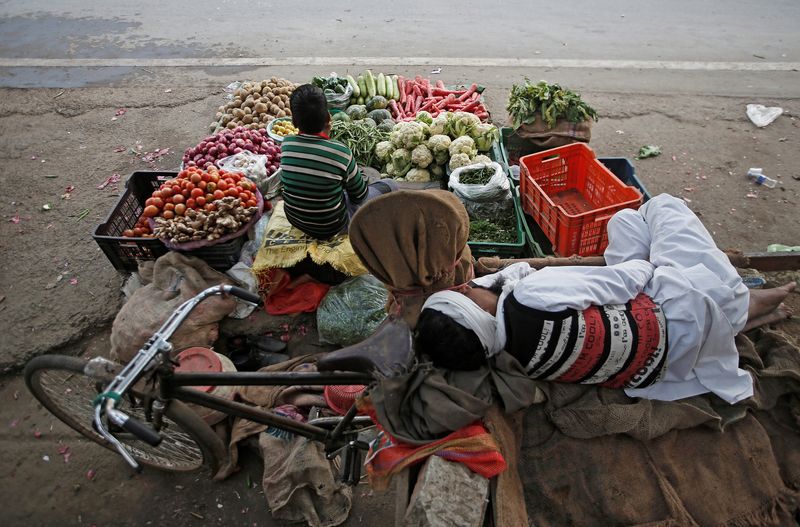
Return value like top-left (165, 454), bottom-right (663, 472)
top-left (415, 194), bottom-right (795, 403)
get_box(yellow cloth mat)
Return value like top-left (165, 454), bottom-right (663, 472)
top-left (252, 201), bottom-right (368, 282)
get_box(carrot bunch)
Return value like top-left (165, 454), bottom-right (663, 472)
top-left (388, 76), bottom-right (489, 122)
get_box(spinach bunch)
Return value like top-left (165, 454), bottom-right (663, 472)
top-left (469, 216), bottom-right (517, 243)
top-left (507, 79), bottom-right (598, 129)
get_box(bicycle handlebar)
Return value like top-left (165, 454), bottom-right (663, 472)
top-left (225, 285), bottom-right (263, 306)
top-left (91, 284), bottom-right (263, 471)
top-left (107, 408), bottom-right (162, 447)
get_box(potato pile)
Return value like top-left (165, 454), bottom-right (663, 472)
top-left (211, 78), bottom-right (299, 133)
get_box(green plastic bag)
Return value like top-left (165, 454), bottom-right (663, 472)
top-left (316, 275), bottom-right (389, 346)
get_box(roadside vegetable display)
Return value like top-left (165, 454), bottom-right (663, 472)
top-left (98, 71), bottom-right (570, 269)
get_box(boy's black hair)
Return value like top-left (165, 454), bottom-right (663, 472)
top-left (415, 308), bottom-right (486, 371)
top-left (290, 84), bottom-right (329, 133)
top-left (470, 275), bottom-right (506, 296)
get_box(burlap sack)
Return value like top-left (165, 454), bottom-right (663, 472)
top-left (109, 252), bottom-right (237, 363)
top-left (514, 116), bottom-right (592, 151)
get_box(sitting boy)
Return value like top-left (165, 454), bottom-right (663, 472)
top-left (415, 194), bottom-right (795, 404)
top-left (280, 84), bottom-right (396, 239)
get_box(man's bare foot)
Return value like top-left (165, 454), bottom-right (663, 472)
top-left (747, 282), bottom-right (796, 320)
top-left (742, 303), bottom-right (794, 332)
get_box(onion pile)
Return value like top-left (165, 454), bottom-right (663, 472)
top-left (182, 126), bottom-right (282, 176)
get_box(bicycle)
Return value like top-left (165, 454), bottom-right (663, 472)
top-left (24, 285), bottom-right (415, 484)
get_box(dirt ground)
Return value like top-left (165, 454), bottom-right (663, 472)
top-left (0, 79), bottom-right (798, 526)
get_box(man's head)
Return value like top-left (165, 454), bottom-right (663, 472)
top-left (289, 84), bottom-right (329, 134)
top-left (415, 279), bottom-right (504, 370)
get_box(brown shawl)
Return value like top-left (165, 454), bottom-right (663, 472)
top-left (348, 189), bottom-right (474, 327)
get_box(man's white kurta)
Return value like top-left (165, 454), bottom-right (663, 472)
top-left (472, 194), bottom-right (752, 404)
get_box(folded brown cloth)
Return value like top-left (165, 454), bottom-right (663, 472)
top-left (348, 189), bottom-right (474, 328)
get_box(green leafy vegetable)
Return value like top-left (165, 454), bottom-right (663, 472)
top-left (469, 216), bottom-right (517, 243)
top-left (312, 75), bottom-right (349, 92)
top-left (507, 79), bottom-right (598, 129)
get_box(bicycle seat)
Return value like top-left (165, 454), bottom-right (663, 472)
top-left (316, 316), bottom-right (415, 378)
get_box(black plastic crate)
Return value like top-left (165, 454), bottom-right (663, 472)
top-left (93, 172), bottom-right (173, 272)
top-left (93, 171), bottom-right (247, 273)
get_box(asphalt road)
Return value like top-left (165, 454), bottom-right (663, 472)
top-left (1, 0), bottom-right (798, 94)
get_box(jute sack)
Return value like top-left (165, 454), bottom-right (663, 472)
top-left (110, 252), bottom-right (237, 364)
top-left (514, 116), bottom-right (592, 151)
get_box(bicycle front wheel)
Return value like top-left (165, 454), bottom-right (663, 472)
top-left (25, 355), bottom-right (225, 474)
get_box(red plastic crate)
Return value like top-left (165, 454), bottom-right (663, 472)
top-left (519, 143), bottom-right (643, 256)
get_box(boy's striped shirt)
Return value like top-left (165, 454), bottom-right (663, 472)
top-left (279, 134), bottom-right (368, 239)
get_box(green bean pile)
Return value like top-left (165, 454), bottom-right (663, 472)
top-left (330, 120), bottom-right (389, 168)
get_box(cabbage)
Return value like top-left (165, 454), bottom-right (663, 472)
top-left (411, 144), bottom-right (433, 168)
top-left (345, 105), bottom-right (368, 120)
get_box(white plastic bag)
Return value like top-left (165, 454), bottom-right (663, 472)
top-left (225, 263), bottom-right (259, 319)
top-left (448, 162), bottom-right (513, 220)
top-left (746, 104), bottom-right (783, 127)
top-left (217, 151), bottom-right (268, 183)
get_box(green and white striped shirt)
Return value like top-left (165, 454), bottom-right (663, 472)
top-left (279, 134), bottom-right (368, 239)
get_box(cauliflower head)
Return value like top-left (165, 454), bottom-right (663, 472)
top-left (406, 168), bottom-right (431, 182)
top-left (472, 123), bottom-right (500, 152)
top-left (390, 121), bottom-right (426, 149)
top-left (411, 144), bottom-right (433, 168)
top-left (415, 111), bottom-right (433, 126)
top-left (448, 153), bottom-right (472, 171)
top-left (391, 148), bottom-right (412, 177)
top-left (471, 154), bottom-right (492, 165)
top-left (375, 141), bottom-right (396, 163)
top-left (427, 134), bottom-right (452, 154)
top-left (429, 113), bottom-right (449, 136)
top-left (446, 111), bottom-right (481, 138)
top-left (449, 135), bottom-right (477, 157)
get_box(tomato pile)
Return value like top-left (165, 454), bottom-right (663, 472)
top-left (123, 166), bottom-right (258, 237)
